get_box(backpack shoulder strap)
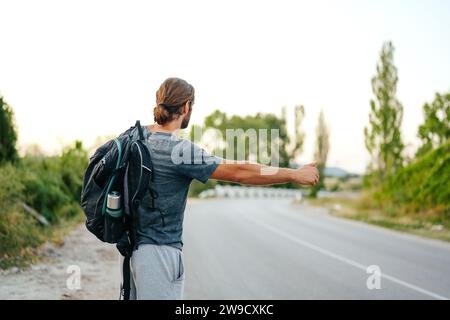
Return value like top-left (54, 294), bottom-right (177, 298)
top-left (135, 120), bottom-right (145, 141)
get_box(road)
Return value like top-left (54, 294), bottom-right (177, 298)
top-left (2, 198), bottom-right (450, 300)
top-left (182, 199), bottom-right (450, 300)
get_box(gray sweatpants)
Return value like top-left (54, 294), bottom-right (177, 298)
top-left (124, 244), bottom-right (185, 300)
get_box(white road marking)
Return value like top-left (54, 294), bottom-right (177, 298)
top-left (245, 215), bottom-right (449, 300)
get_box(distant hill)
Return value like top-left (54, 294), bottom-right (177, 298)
top-left (290, 163), bottom-right (358, 178)
top-left (324, 167), bottom-right (356, 178)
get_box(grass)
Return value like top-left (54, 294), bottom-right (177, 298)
top-left (307, 194), bottom-right (450, 242)
top-left (0, 211), bottom-right (84, 271)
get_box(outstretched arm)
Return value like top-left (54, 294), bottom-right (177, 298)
top-left (210, 160), bottom-right (319, 186)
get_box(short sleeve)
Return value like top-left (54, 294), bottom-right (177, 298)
top-left (172, 140), bottom-right (222, 183)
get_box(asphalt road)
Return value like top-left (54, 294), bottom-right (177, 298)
top-left (182, 199), bottom-right (450, 300)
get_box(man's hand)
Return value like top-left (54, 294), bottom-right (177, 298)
top-left (291, 162), bottom-right (320, 186)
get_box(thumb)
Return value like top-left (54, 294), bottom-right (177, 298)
top-left (305, 162), bottom-right (318, 167)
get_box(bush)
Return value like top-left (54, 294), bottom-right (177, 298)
top-left (55, 202), bottom-right (83, 220)
top-left (20, 141), bottom-right (88, 222)
top-left (381, 140), bottom-right (450, 211)
top-left (0, 164), bottom-right (45, 268)
top-left (20, 162), bottom-right (72, 222)
top-left (365, 140), bottom-right (450, 225)
top-left (189, 179), bottom-right (217, 197)
top-left (0, 141), bottom-right (88, 269)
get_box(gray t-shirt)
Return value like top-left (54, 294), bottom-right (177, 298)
top-left (134, 128), bottom-right (221, 251)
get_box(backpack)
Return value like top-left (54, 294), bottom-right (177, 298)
top-left (80, 120), bottom-right (156, 300)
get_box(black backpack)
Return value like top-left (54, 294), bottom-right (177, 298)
top-left (80, 120), bottom-right (156, 300)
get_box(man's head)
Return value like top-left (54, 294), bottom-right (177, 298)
top-left (153, 77), bottom-right (195, 129)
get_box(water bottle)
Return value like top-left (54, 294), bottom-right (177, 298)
top-left (104, 191), bottom-right (125, 243)
top-left (106, 191), bottom-right (123, 218)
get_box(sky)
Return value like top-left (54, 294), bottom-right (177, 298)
top-left (1, 0), bottom-right (449, 173)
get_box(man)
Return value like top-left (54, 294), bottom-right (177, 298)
top-left (129, 77), bottom-right (319, 299)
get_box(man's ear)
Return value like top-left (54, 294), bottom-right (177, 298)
top-left (183, 101), bottom-right (190, 115)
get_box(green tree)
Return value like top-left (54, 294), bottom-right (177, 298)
top-left (416, 91), bottom-right (450, 156)
top-left (0, 95), bottom-right (19, 164)
top-left (60, 140), bottom-right (89, 202)
top-left (311, 110), bottom-right (330, 198)
top-left (364, 41), bottom-right (404, 184)
top-left (189, 124), bottom-right (203, 143)
top-left (203, 109), bottom-right (291, 167)
top-left (292, 105), bottom-right (305, 163)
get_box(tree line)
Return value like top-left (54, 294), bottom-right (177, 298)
top-left (365, 41), bottom-right (449, 183)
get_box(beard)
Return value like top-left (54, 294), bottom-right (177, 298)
top-left (181, 110), bottom-right (192, 129)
